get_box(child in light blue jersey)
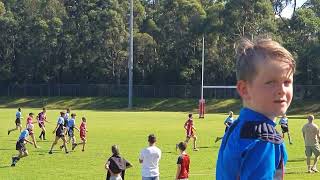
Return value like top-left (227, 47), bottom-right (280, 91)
top-left (215, 111), bottom-right (234, 143)
top-left (279, 114), bottom-right (292, 144)
top-left (11, 124), bottom-right (34, 166)
top-left (8, 108), bottom-right (23, 135)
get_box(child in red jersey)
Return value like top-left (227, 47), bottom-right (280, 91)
top-left (176, 142), bottom-right (190, 180)
top-left (184, 114), bottom-right (198, 151)
top-left (73, 117), bottom-right (87, 151)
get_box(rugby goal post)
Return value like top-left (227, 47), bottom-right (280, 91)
top-left (199, 36), bottom-right (236, 118)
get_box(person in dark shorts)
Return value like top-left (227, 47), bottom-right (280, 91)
top-left (279, 114), bottom-right (292, 144)
top-left (37, 107), bottom-right (49, 140)
top-left (48, 111), bottom-right (68, 154)
top-left (8, 108), bottom-right (23, 135)
top-left (11, 124), bottom-right (34, 167)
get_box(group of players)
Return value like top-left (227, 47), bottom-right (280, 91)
top-left (7, 107), bottom-right (88, 166)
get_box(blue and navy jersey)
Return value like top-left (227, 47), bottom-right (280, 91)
top-left (18, 129), bottom-right (29, 141)
top-left (216, 108), bottom-right (287, 180)
top-left (16, 111), bottom-right (21, 119)
top-left (279, 117), bottom-right (288, 125)
top-left (68, 118), bottom-right (75, 128)
top-left (224, 116), bottom-right (234, 125)
top-left (64, 113), bottom-right (69, 121)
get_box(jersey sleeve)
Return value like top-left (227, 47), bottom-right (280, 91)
top-left (240, 141), bottom-right (279, 179)
top-left (139, 150), bottom-right (144, 161)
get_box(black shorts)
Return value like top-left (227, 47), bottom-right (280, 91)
top-left (281, 125), bottom-right (289, 133)
top-left (68, 128), bottom-right (74, 137)
top-left (16, 139), bottom-right (26, 151)
top-left (56, 129), bottom-right (65, 138)
top-left (38, 123), bottom-right (45, 128)
top-left (15, 118), bottom-right (21, 126)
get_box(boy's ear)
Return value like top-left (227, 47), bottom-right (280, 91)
top-left (237, 80), bottom-right (250, 100)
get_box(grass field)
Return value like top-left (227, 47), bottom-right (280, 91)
top-left (0, 98), bottom-right (320, 179)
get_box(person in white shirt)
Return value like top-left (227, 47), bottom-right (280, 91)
top-left (139, 134), bottom-right (162, 180)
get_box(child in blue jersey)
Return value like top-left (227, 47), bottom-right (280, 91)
top-left (11, 124), bottom-right (34, 166)
top-left (49, 111), bottom-right (69, 154)
top-left (279, 114), bottom-right (292, 144)
top-left (215, 111), bottom-right (234, 143)
top-left (61, 113), bottom-right (80, 150)
top-left (216, 38), bottom-right (296, 180)
top-left (8, 108), bottom-right (23, 135)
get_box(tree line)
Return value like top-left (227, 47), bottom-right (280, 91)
top-left (0, 0), bottom-right (319, 86)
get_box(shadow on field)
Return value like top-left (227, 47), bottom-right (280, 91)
top-left (288, 116), bottom-right (306, 120)
top-left (0, 165), bottom-right (11, 169)
top-left (198, 146), bottom-right (211, 149)
top-left (162, 151), bottom-right (175, 154)
top-left (287, 158), bottom-right (305, 163)
top-left (0, 148), bottom-right (12, 151)
top-left (285, 171), bottom-right (305, 175)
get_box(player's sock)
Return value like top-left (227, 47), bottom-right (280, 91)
top-left (43, 132), bottom-right (46, 140)
top-left (72, 143), bottom-right (77, 150)
top-left (39, 132), bottom-right (43, 139)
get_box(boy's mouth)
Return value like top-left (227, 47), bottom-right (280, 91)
top-left (274, 100), bottom-right (286, 103)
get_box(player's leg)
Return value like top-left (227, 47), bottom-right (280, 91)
top-left (30, 134), bottom-right (38, 148)
top-left (306, 146), bottom-right (313, 173)
top-left (49, 136), bottom-right (60, 154)
top-left (287, 131), bottom-right (292, 144)
top-left (193, 136), bottom-right (198, 151)
top-left (311, 146), bottom-right (320, 172)
top-left (42, 126), bottom-right (46, 140)
top-left (184, 136), bottom-right (190, 143)
top-left (81, 138), bottom-right (86, 151)
top-left (8, 123), bottom-right (20, 135)
top-left (215, 136), bottom-right (223, 143)
top-left (61, 136), bottom-right (69, 153)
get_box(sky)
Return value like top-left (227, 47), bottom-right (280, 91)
top-left (281, 0), bottom-right (308, 18)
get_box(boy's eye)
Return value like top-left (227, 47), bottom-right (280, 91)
top-left (265, 81), bottom-right (275, 85)
top-left (284, 80), bottom-right (292, 86)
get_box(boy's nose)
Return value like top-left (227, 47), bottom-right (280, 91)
top-left (277, 84), bottom-right (286, 96)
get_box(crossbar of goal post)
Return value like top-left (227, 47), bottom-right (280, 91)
top-left (198, 36), bottom-right (237, 118)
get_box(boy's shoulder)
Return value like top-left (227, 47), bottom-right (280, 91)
top-left (239, 121), bottom-right (283, 144)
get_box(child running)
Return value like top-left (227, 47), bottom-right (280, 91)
top-left (61, 113), bottom-right (79, 150)
top-left (279, 114), bottom-right (293, 144)
top-left (49, 111), bottom-right (68, 154)
top-left (25, 113), bottom-right (38, 148)
top-left (184, 113), bottom-right (198, 151)
top-left (73, 117), bottom-right (87, 151)
top-left (37, 107), bottom-right (49, 140)
top-left (11, 124), bottom-right (34, 167)
top-left (215, 111), bottom-right (234, 143)
top-left (176, 142), bottom-right (190, 180)
top-left (8, 108), bottom-right (23, 135)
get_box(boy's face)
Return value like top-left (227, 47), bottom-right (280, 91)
top-left (237, 59), bottom-right (293, 120)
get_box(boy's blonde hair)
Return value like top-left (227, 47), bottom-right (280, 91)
top-left (236, 38), bottom-right (296, 82)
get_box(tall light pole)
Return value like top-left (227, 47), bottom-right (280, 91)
top-left (128, 0), bottom-right (133, 108)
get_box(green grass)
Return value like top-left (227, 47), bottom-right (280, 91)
top-left (0, 97), bottom-right (320, 179)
